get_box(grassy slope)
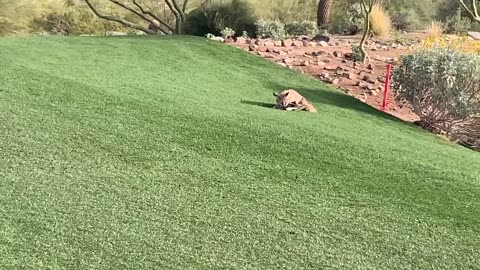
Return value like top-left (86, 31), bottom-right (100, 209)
top-left (0, 36), bottom-right (479, 269)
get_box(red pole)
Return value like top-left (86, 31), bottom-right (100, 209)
top-left (381, 64), bottom-right (392, 111)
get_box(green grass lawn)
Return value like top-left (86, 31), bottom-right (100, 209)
top-left (0, 36), bottom-right (479, 269)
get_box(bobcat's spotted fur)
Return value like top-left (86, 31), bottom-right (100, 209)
top-left (273, 89), bottom-right (317, 113)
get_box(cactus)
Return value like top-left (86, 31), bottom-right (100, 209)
top-left (317, 0), bottom-right (333, 28)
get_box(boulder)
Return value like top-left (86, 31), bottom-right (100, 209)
top-left (282, 39), bottom-right (293, 47)
top-left (235, 37), bottom-right (247, 44)
top-left (264, 40), bottom-right (275, 47)
top-left (318, 41), bottom-right (329, 47)
top-left (293, 40), bottom-right (303, 47)
top-left (311, 35), bottom-right (330, 43)
top-left (249, 43), bottom-right (258, 51)
top-left (468, 31), bottom-right (480, 40)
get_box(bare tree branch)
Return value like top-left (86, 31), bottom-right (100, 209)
top-left (182, 0), bottom-right (189, 13)
top-left (132, 0), bottom-right (174, 33)
top-left (84, 0), bottom-right (156, 34)
top-left (170, 0), bottom-right (186, 21)
top-left (458, 0), bottom-right (480, 23)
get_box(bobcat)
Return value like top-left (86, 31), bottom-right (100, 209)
top-left (273, 89), bottom-right (317, 113)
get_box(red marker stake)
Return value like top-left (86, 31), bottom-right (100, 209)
top-left (381, 64), bottom-right (392, 111)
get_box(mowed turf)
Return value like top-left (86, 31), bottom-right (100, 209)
top-left (0, 36), bottom-right (479, 269)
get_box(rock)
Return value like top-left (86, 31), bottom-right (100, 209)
top-left (324, 66), bottom-right (337, 71)
top-left (317, 61), bottom-right (326, 66)
top-left (283, 58), bottom-right (293, 65)
top-left (312, 51), bottom-right (327, 57)
top-left (363, 75), bottom-right (377, 84)
top-left (282, 39), bottom-right (293, 47)
top-left (378, 76), bottom-right (386, 83)
top-left (258, 46), bottom-right (268, 52)
top-left (382, 45), bottom-right (388, 51)
top-left (367, 64), bottom-right (374, 70)
top-left (255, 39), bottom-right (264, 45)
top-left (235, 37), bottom-right (247, 44)
top-left (302, 40), bottom-right (310, 47)
top-left (342, 72), bottom-right (357, 80)
top-left (249, 43), bottom-right (258, 51)
top-left (312, 35), bottom-right (330, 43)
top-left (333, 51), bottom-right (343, 58)
top-left (293, 40), bottom-right (303, 47)
top-left (274, 40), bottom-right (282, 47)
top-left (344, 52), bottom-right (353, 59)
top-left (320, 72), bottom-right (330, 78)
top-left (468, 31), bottom-right (480, 40)
top-left (300, 60), bottom-right (310, 66)
top-left (279, 51), bottom-right (287, 56)
top-left (210, 36), bottom-right (224, 42)
top-left (279, 63), bottom-right (287, 67)
top-left (256, 52), bottom-right (265, 57)
top-left (327, 52), bottom-right (335, 57)
top-left (264, 41), bottom-right (275, 47)
top-left (369, 89), bottom-right (379, 96)
top-left (309, 42), bottom-right (317, 47)
top-left (319, 41), bottom-right (329, 47)
top-left (331, 78), bottom-right (340, 85)
top-left (323, 59), bottom-right (331, 63)
top-left (356, 81), bottom-right (369, 88)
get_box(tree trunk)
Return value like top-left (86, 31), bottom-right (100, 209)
top-left (359, 13), bottom-right (370, 63)
top-left (317, 0), bottom-right (333, 29)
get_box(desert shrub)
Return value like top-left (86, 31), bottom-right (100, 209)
top-left (370, 3), bottom-right (391, 37)
top-left (184, 0), bottom-right (257, 37)
top-left (393, 47), bottom-right (480, 141)
top-left (255, 19), bottom-right (286, 39)
top-left (425, 21), bottom-right (445, 38)
top-left (351, 45), bottom-right (363, 62)
top-left (0, 16), bottom-right (17, 36)
top-left (220, 27), bottom-right (235, 38)
top-left (390, 8), bottom-right (421, 31)
top-left (329, 3), bottom-right (363, 35)
top-left (445, 8), bottom-right (472, 34)
top-left (284, 20), bottom-right (318, 37)
top-left (31, 13), bottom-right (71, 35)
top-left (422, 35), bottom-right (480, 54)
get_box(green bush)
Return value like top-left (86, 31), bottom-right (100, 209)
top-left (390, 8), bottom-right (422, 30)
top-left (329, 3), bottom-right (363, 35)
top-left (393, 47), bottom-right (480, 140)
top-left (445, 8), bottom-right (472, 34)
top-left (184, 0), bottom-right (257, 37)
top-left (255, 19), bottom-right (286, 39)
top-left (284, 20), bottom-right (317, 37)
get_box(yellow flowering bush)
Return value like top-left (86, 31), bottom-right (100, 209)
top-left (422, 35), bottom-right (480, 54)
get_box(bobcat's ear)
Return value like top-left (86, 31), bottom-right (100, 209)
top-left (273, 92), bottom-right (278, 96)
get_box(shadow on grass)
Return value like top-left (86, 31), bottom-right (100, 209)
top-left (240, 100), bottom-right (274, 109)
